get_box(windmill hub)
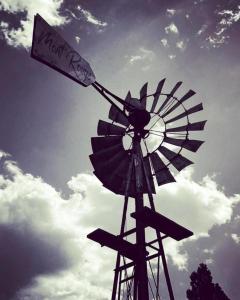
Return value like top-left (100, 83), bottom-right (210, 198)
top-left (128, 109), bottom-right (151, 131)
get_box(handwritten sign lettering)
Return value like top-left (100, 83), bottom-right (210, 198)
top-left (31, 14), bottom-right (96, 87)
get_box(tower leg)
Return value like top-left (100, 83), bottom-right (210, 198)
top-left (133, 137), bottom-right (149, 300)
top-left (140, 152), bottom-right (175, 300)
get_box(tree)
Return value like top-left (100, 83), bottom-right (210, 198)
top-left (186, 263), bottom-right (230, 300)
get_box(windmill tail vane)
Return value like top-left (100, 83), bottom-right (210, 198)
top-left (30, 14), bottom-right (206, 300)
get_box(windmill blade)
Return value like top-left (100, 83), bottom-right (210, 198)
top-left (91, 136), bottom-right (123, 153)
top-left (90, 143), bottom-right (125, 162)
top-left (161, 89), bottom-right (196, 118)
top-left (150, 78), bottom-right (166, 113)
top-left (157, 81), bottom-right (182, 114)
top-left (140, 82), bottom-right (148, 109)
top-left (93, 153), bottom-right (136, 197)
top-left (165, 120), bottom-right (207, 133)
top-left (109, 105), bottom-right (130, 127)
top-left (97, 120), bottom-right (125, 136)
top-left (125, 91), bottom-right (143, 110)
top-left (90, 150), bottom-right (127, 175)
top-left (165, 103), bottom-right (203, 124)
top-left (31, 14), bottom-right (95, 87)
top-left (150, 153), bottom-right (176, 185)
top-left (158, 146), bottom-right (193, 171)
top-left (164, 136), bottom-right (204, 152)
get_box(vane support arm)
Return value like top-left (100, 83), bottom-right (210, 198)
top-left (93, 81), bottom-right (135, 111)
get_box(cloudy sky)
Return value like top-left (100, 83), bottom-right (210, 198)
top-left (0, 0), bottom-right (239, 299)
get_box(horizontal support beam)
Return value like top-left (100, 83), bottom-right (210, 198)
top-left (87, 228), bottom-right (137, 261)
top-left (131, 206), bottom-right (193, 241)
top-left (146, 235), bottom-right (168, 247)
top-left (115, 251), bottom-right (162, 272)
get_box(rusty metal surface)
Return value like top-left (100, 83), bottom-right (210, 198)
top-left (31, 14), bottom-right (95, 87)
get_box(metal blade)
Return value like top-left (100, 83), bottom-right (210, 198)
top-left (150, 153), bottom-right (176, 185)
top-left (157, 81), bottom-right (182, 114)
top-left (164, 137), bottom-right (204, 152)
top-left (158, 146), bottom-right (193, 171)
top-left (165, 120), bottom-right (207, 132)
top-left (165, 103), bottom-right (203, 124)
top-left (150, 78), bottom-right (166, 113)
top-left (125, 91), bottom-right (132, 102)
top-left (90, 143), bottom-right (124, 162)
top-left (93, 155), bottom-right (135, 197)
top-left (97, 120), bottom-right (125, 136)
top-left (31, 14), bottom-right (95, 87)
top-left (140, 82), bottom-right (148, 109)
top-left (109, 105), bottom-right (130, 127)
top-left (91, 136), bottom-right (123, 153)
top-left (161, 89), bottom-right (196, 118)
top-left (90, 150), bottom-right (127, 175)
top-left (125, 91), bottom-right (143, 110)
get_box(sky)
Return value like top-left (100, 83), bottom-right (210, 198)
top-left (0, 0), bottom-right (239, 299)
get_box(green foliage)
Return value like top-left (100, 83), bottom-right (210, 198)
top-left (186, 263), bottom-right (230, 300)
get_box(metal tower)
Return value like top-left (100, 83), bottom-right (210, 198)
top-left (31, 14), bottom-right (206, 300)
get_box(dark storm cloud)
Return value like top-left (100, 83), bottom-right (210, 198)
top-left (0, 223), bottom-right (70, 299)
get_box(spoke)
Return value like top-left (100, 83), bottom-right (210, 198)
top-left (148, 116), bottom-right (162, 131)
top-left (143, 139), bottom-right (150, 155)
top-left (149, 132), bottom-right (164, 137)
top-left (149, 129), bottom-right (164, 134)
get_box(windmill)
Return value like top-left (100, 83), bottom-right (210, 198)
top-left (31, 14), bottom-right (206, 300)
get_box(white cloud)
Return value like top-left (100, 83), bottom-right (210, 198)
top-left (176, 40), bottom-right (187, 51)
top-left (0, 156), bottom-right (113, 299)
top-left (166, 9), bottom-right (176, 17)
top-left (231, 233), bottom-right (240, 244)
top-left (0, 0), bottom-right (68, 48)
top-left (75, 36), bottom-right (81, 44)
top-left (128, 47), bottom-right (155, 70)
top-left (161, 38), bottom-right (169, 48)
top-left (0, 152), bottom-right (239, 297)
top-left (168, 54), bottom-right (176, 60)
top-left (77, 5), bottom-right (107, 27)
top-left (165, 22), bottom-right (179, 34)
top-left (197, 24), bottom-right (208, 35)
top-left (203, 5), bottom-right (240, 49)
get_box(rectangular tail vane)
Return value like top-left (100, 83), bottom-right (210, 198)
top-left (31, 14), bottom-right (96, 87)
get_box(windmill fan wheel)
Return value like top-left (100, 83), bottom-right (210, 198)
top-left (90, 79), bottom-right (206, 197)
